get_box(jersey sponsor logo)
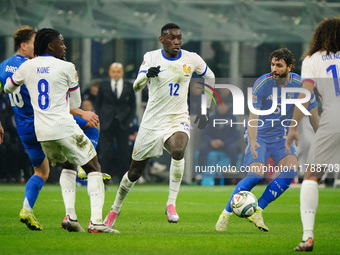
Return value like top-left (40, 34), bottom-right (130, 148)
top-left (5, 65), bottom-right (18, 73)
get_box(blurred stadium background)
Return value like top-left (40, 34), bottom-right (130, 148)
top-left (1, 0), bottom-right (339, 184)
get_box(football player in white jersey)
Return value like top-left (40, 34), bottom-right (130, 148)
top-left (285, 17), bottom-right (340, 252)
top-left (4, 28), bottom-right (118, 233)
top-left (104, 23), bottom-right (215, 228)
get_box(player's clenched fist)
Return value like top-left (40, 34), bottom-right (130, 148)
top-left (146, 65), bottom-right (161, 78)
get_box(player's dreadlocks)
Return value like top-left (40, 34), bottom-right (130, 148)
top-left (161, 23), bottom-right (180, 36)
top-left (34, 28), bottom-right (60, 56)
top-left (269, 48), bottom-right (295, 69)
top-left (13, 25), bottom-right (36, 51)
top-left (303, 16), bottom-right (340, 58)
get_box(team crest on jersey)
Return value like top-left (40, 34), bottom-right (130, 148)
top-left (183, 64), bottom-right (191, 76)
top-left (75, 72), bottom-right (79, 82)
top-left (141, 60), bottom-right (146, 66)
top-left (252, 95), bottom-right (257, 103)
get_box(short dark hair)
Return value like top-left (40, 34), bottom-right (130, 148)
top-left (13, 25), bottom-right (36, 51)
top-left (269, 48), bottom-right (295, 68)
top-left (34, 28), bottom-right (60, 56)
top-left (161, 23), bottom-right (180, 36)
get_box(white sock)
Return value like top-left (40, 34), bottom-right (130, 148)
top-left (111, 172), bottom-right (136, 213)
top-left (300, 180), bottom-right (318, 241)
top-left (222, 209), bottom-right (232, 216)
top-left (167, 158), bottom-right (185, 207)
top-left (60, 169), bottom-right (77, 220)
top-left (88, 172), bottom-right (105, 224)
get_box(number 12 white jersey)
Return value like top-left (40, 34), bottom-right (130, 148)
top-left (10, 55), bottom-right (80, 141)
top-left (135, 49), bottom-right (214, 130)
top-left (301, 50), bottom-right (340, 133)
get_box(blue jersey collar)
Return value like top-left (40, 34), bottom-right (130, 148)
top-left (40, 54), bottom-right (55, 57)
top-left (161, 49), bottom-right (182, 61)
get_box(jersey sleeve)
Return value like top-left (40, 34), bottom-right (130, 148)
top-left (301, 57), bottom-right (316, 86)
top-left (251, 75), bottom-right (268, 109)
top-left (66, 63), bottom-right (81, 109)
top-left (307, 91), bottom-right (318, 110)
top-left (137, 52), bottom-right (152, 74)
top-left (4, 63), bottom-right (25, 93)
top-left (193, 53), bottom-right (209, 77)
top-left (133, 52), bottom-right (151, 92)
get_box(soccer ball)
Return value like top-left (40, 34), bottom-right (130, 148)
top-left (231, 191), bottom-right (257, 218)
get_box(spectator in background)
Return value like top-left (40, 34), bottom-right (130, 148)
top-left (197, 100), bottom-right (240, 168)
top-left (96, 62), bottom-right (136, 181)
top-left (81, 99), bottom-right (94, 112)
top-left (82, 79), bottom-right (99, 109)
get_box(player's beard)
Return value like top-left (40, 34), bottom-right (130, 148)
top-left (272, 68), bottom-right (289, 86)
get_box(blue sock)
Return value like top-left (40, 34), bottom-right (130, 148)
top-left (23, 175), bottom-right (45, 211)
top-left (258, 169), bottom-right (297, 210)
top-left (225, 172), bottom-right (263, 213)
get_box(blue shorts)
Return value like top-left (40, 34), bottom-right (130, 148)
top-left (242, 137), bottom-right (297, 167)
top-left (19, 133), bottom-right (45, 168)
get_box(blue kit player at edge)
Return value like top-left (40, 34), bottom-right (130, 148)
top-left (215, 48), bottom-right (319, 232)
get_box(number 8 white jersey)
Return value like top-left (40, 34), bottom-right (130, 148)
top-left (9, 56), bottom-right (80, 141)
top-left (302, 51), bottom-right (340, 133)
top-left (135, 49), bottom-right (214, 130)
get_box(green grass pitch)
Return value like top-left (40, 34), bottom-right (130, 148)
top-left (1, 184), bottom-right (339, 254)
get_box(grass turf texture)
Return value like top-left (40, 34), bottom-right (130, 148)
top-left (1, 184), bottom-right (339, 255)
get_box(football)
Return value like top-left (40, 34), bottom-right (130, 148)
top-left (231, 191), bottom-right (258, 218)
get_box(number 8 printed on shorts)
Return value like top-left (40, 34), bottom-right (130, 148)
top-left (38, 79), bottom-right (50, 110)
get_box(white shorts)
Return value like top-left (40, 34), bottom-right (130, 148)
top-left (307, 130), bottom-right (340, 165)
top-left (41, 130), bottom-right (97, 167)
top-left (132, 119), bottom-right (190, 161)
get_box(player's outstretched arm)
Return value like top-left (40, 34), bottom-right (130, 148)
top-left (308, 106), bottom-right (319, 133)
top-left (70, 108), bottom-right (99, 128)
top-left (133, 66), bottom-right (160, 92)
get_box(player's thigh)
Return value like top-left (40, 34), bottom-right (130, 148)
top-left (19, 133), bottom-right (46, 168)
top-left (60, 133), bottom-right (97, 166)
top-left (242, 138), bottom-right (268, 167)
top-left (132, 127), bottom-right (164, 161)
top-left (272, 138), bottom-right (297, 170)
top-left (164, 131), bottom-right (189, 152)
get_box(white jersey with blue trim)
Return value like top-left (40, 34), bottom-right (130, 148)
top-left (8, 55), bottom-right (80, 141)
top-left (136, 49), bottom-right (212, 130)
top-left (302, 50), bottom-right (340, 133)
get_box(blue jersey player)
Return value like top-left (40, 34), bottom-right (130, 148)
top-left (0, 26), bottom-right (102, 231)
top-left (0, 26), bottom-right (47, 231)
top-left (215, 48), bottom-right (319, 232)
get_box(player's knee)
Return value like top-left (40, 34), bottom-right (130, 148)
top-left (171, 149), bottom-right (185, 160)
top-left (128, 167), bottom-right (143, 182)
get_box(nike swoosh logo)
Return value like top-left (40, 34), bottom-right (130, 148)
top-left (171, 180), bottom-right (179, 182)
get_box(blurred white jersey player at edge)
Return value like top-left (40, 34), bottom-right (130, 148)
top-left (285, 17), bottom-right (340, 251)
top-left (135, 49), bottom-right (214, 132)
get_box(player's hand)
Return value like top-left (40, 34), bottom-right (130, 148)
top-left (146, 66), bottom-right (161, 78)
top-left (194, 112), bottom-right (209, 129)
top-left (81, 111), bottom-right (99, 127)
top-left (285, 128), bottom-right (299, 154)
top-left (0, 122), bottom-right (4, 145)
top-left (250, 141), bottom-right (261, 159)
